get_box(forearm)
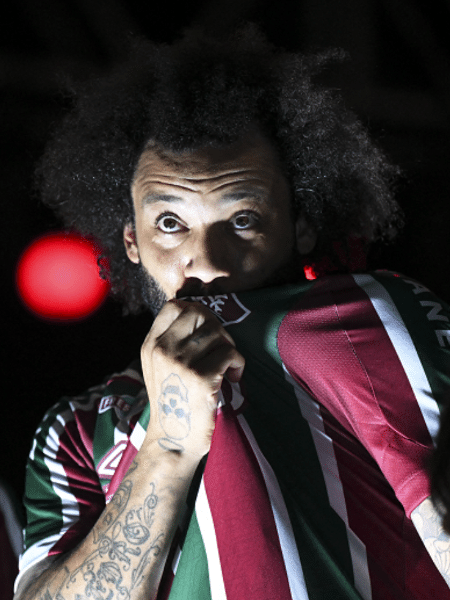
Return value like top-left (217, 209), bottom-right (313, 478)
top-left (16, 301), bottom-right (243, 600)
top-left (15, 441), bottom-right (199, 600)
top-left (411, 496), bottom-right (450, 587)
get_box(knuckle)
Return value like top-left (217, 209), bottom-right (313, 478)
top-left (185, 302), bottom-right (210, 319)
top-left (141, 332), bottom-right (169, 362)
top-left (152, 337), bottom-right (173, 360)
top-left (159, 300), bottom-right (183, 321)
top-left (181, 299), bottom-right (217, 318)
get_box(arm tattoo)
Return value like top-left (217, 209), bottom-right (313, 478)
top-left (157, 374), bottom-right (191, 452)
top-left (44, 479), bottom-right (164, 599)
top-left (411, 497), bottom-right (450, 586)
top-left (94, 480), bottom-right (133, 543)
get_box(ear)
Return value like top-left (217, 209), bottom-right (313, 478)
top-left (123, 222), bottom-right (140, 264)
top-left (295, 216), bottom-right (317, 255)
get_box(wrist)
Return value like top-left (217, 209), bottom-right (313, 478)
top-left (140, 434), bottom-right (204, 480)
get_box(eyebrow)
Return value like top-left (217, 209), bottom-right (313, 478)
top-left (142, 194), bottom-right (183, 206)
top-left (142, 190), bottom-right (266, 206)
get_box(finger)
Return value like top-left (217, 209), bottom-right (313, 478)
top-left (181, 318), bottom-right (235, 352)
top-left (155, 302), bottom-right (223, 350)
top-left (148, 300), bottom-right (187, 339)
top-left (225, 360), bottom-right (245, 383)
top-left (191, 341), bottom-right (245, 383)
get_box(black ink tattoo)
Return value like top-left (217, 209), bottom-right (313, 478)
top-left (94, 480), bottom-right (133, 544)
top-left (77, 561), bottom-right (128, 600)
top-left (124, 511), bottom-right (150, 545)
top-left (123, 482), bottom-right (158, 545)
top-left (411, 498), bottom-right (450, 585)
top-left (144, 484), bottom-right (158, 514)
top-left (158, 374), bottom-right (191, 448)
top-left (131, 535), bottom-right (164, 590)
top-left (59, 480), bottom-right (164, 599)
top-left (158, 438), bottom-right (185, 452)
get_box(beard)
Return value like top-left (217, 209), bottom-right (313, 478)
top-left (137, 245), bottom-right (305, 315)
top-left (136, 263), bottom-right (168, 315)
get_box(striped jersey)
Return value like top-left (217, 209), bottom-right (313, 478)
top-left (18, 271), bottom-right (450, 599)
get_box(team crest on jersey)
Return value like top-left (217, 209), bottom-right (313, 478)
top-left (187, 293), bottom-right (251, 326)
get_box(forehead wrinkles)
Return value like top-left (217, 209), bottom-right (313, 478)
top-left (133, 178), bottom-right (273, 209)
top-left (132, 155), bottom-right (278, 197)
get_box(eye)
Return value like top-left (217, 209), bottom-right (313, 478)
top-left (156, 213), bottom-right (185, 233)
top-left (230, 211), bottom-right (259, 230)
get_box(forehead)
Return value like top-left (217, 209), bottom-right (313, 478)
top-left (131, 132), bottom-right (285, 191)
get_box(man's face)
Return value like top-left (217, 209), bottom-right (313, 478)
top-left (124, 133), bottom-right (310, 311)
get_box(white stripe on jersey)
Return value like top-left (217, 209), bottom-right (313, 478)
top-left (16, 533), bottom-right (64, 590)
top-left (348, 529), bottom-right (372, 600)
top-left (114, 426), bottom-right (129, 447)
top-left (229, 380), bottom-right (245, 411)
top-left (44, 409), bottom-right (80, 538)
top-left (352, 274), bottom-right (440, 445)
top-left (196, 479), bottom-right (228, 600)
top-left (17, 408), bottom-right (81, 586)
top-left (283, 365), bottom-right (372, 600)
top-left (171, 543), bottom-right (182, 576)
top-left (130, 420), bottom-right (146, 450)
top-left (237, 412), bottom-right (308, 600)
top-left (43, 408), bottom-right (81, 526)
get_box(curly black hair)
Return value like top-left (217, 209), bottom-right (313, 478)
top-left (37, 24), bottom-right (401, 314)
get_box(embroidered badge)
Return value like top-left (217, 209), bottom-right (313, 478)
top-left (187, 293), bottom-right (251, 326)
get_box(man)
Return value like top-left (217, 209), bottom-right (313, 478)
top-left (14, 26), bottom-right (450, 599)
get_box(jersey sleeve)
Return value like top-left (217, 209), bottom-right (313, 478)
top-left (277, 272), bottom-right (450, 518)
top-left (17, 393), bottom-right (105, 587)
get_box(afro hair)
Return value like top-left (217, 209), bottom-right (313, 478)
top-left (36, 24), bottom-right (401, 313)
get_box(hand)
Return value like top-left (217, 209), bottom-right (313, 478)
top-left (141, 300), bottom-right (245, 459)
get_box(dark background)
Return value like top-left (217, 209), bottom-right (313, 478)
top-left (2, 0), bottom-right (450, 503)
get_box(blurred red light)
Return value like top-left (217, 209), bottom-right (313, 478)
top-left (303, 265), bottom-right (317, 280)
top-left (16, 232), bottom-right (110, 321)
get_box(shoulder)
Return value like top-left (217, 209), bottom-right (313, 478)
top-left (277, 270), bottom-right (449, 448)
top-left (278, 270), bottom-right (450, 343)
top-left (36, 360), bottom-right (145, 437)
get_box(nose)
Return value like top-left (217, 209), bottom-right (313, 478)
top-left (183, 229), bottom-right (231, 284)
